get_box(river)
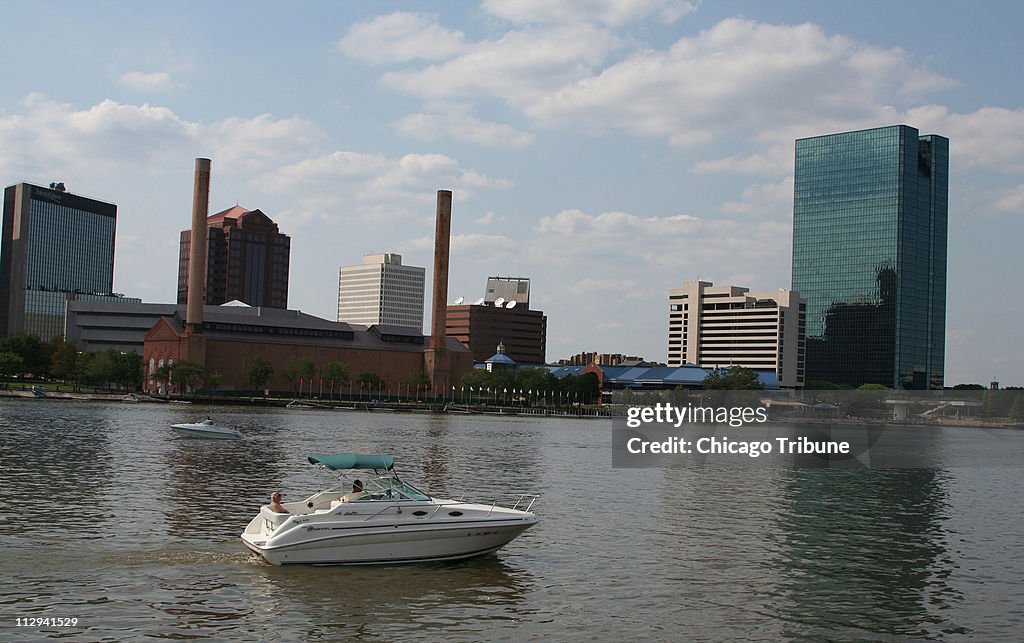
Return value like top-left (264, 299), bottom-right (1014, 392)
top-left (1, 400), bottom-right (1022, 640)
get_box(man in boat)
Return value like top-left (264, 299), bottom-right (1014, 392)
top-left (268, 491), bottom-right (288, 513)
top-left (338, 480), bottom-right (364, 502)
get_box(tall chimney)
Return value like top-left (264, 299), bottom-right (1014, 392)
top-left (430, 190), bottom-right (452, 350)
top-left (186, 158), bottom-right (211, 333)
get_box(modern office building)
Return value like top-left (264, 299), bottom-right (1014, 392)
top-left (337, 253), bottom-right (425, 330)
top-left (446, 277), bottom-right (546, 364)
top-left (1, 182), bottom-right (121, 339)
top-left (177, 205), bottom-right (290, 309)
top-left (792, 125), bottom-right (948, 389)
top-left (667, 280), bottom-right (805, 388)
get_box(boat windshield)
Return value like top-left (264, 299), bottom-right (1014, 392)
top-left (354, 475), bottom-right (431, 501)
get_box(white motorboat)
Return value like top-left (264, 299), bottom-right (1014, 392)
top-left (241, 453), bottom-right (539, 565)
top-left (170, 418), bottom-right (243, 440)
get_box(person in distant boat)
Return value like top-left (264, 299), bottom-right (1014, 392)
top-left (268, 491), bottom-right (288, 513)
top-left (353, 479), bottom-right (363, 493)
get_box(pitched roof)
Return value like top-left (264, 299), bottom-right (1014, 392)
top-left (207, 205), bottom-right (251, 223)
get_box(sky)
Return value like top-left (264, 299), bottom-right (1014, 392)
top-left (0, 1), bottom-right (1021, 386)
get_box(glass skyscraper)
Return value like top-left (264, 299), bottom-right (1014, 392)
top-left (1, 183), bottom-right (120, 339)
top-left (792, 125), bottom-right (948, 389)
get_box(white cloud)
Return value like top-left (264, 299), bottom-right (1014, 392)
top-left (529, 19), bottom-right (954, 144)
top-left (255, 150), bottom-right (511, 225)
top-left (481, 0), bottom-right (697, 26)
top-left (476, 211), bottom-right (506, 225)
top-left (381, 24), bottom-right (620, 101)
top-left (339, 12), bottom-right (466, 63)
top-left (0, 95), bottom-right (323, 180)
top-left (904, 105), bottom-right (1024, 172)
top-left (719, 177), bottom-right (794, 215)
top-left (993, 185), bottom-right (1024, 214)
top-left (119, 71), bottom-right (179, 92)
top-left (394, 102), bottom-right (535, 148)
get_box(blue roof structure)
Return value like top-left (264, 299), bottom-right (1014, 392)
top-left (543, 364), bottom-right (778, 390)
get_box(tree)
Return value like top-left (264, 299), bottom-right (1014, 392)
top-left (246, 357), bottom-right (274, 393)
top-left (403, 370), bottom-right (430, 390)
top-left (1009, 392), bottom-right (1024, 423)
top-left (298, 357), bottom-right (316, 395)
top-left (321, 361), bottom-right (349, 399)
top-left (0, 334), bottom-right (51, 377)
top-left (0, 351), bottom-right (24, 383)
top-left (170, 359), bottom-right (206, 394)
top-left (49, 337), bottom-right (79, 383)
top-left (205, 371), bottom-right (223, 391)
top-left (702, 366), bottom-right (763, 390)
top-left (87, 350), bottom-right (115, 389)
top-left (953, 383), bottom-right (986, 390)
top-left (280, 357), bottom-right (299, 393)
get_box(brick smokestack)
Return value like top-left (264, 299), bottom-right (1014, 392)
top-left (430, 190), bottom-right (452, 350)
top-left (186, 158), bottom-right (211, 333)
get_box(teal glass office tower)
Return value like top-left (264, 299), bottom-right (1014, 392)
top-left (792, 125), bottom-right (948, 389)
top-left (0, 183), bottom-right (118, 339)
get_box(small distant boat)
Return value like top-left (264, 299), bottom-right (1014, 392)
top-left (31, 386), bottom-right (48, 398)
top-left (171, 418), bottom-right (243, 440)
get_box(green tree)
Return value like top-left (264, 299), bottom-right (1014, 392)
top-left (246, 357), bottom-right (274, 393)
top-left (1009, 392), bottom-right (1024, 423)
top-left (205, 371), bottom-right (223, 391)
top-left (170, 359), bottom-right (206, 394)
top-left (321, 361), bottom-right (349, 399)
top-left (0, 351), bottom-right (24, 383)
top-left (0, 334), bottom-right (51, 377)
top-left (298, 357), bottom-right (317, 395)
top-left (357, 372), bottom-right (383, 398)
top-left (87, 350), bottom-right (115, 389)
top-left (703, 366), bottom-right (763, 390)
top-left (280, 357), bottom-right (299, 393)
top-left (49, 337), bottom-right (79, 383)
top-left (403, 370), bottom-right (431, 391)
top-left (953, 383), bottom-right (986, 390)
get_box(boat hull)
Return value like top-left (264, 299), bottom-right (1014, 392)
top-left (241, 511), bottom-right (537, 565)
top-left (171, 424), bottom-right (243, 440)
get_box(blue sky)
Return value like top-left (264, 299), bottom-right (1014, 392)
top-left (1, 1), bottom-right (1021, 386)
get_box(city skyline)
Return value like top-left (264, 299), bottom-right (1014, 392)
top-left (0, 2), bottom-right (1021, 385)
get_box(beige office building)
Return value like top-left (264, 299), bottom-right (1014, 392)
top-left (668, 280), bottom-right (806, 388)
top-left (337, 253), bottom-right (425, 330)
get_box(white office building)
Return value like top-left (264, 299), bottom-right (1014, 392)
top-left (668, 280), bottom-right (806, 388)
top-left (337, 253), bottom-right (425, 330)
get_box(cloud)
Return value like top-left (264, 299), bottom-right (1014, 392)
top-left (380, 23), bottom-right (620, 101)
top-left (529, 19), bottom-right (954, 144)
top-left (394, 102), bottom-right (535, 148)
top-left (481, 0), bottom-right (698, 26)
top-left (993, 185), bottom-right (1024, 214)
top-left (0, 95), bottom-right (323, 180)
top-left (254, 150), bottom-right (512, 224)
top-left (339, 12), bottom-right (466, 63)
top-left (476, 211), bottom-right (506, 225)
top-left (719, 177), bottom-right (794, 215)
top-left (904, 105), bottom-right (1024, 172)
top-left (119, 71), bottom-right (179, 92)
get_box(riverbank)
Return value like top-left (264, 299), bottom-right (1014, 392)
top-left (0, 388), bottom-right (613, 418)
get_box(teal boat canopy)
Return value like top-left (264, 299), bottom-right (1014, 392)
top-left (308, 453), bottom-right (395, 471)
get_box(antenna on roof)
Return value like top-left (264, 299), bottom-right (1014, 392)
top-left (473, 297), bottom-right (484, 305)
top-left (506, 300), bottom-right (517, 308)
top-left (454, 296), bottom-right (464, 305)
top-left (494, 297), bottom-right (505, 307)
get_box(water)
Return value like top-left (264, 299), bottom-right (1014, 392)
top-left (1, 400), bottom-right (1022, 640)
